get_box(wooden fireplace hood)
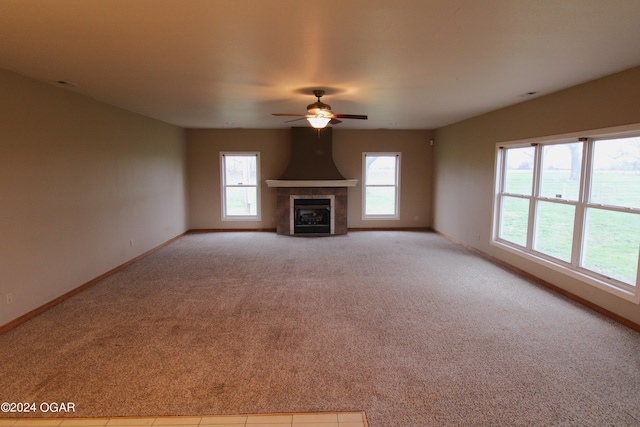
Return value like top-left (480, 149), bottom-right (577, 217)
top-left (266, 127), bottom-right (357, 188)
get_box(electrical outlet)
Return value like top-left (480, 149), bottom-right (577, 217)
top-left (129, 239), bottom-right (134, 247)
top-left (6, 293), bottom-right (13, 305)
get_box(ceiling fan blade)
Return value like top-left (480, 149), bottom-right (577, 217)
top-left (284, 117), bottom-right (308, 123)
top-left (329, 118), bottom-right (342, 125)
top-left (272, 113), bottom-right (308, 117)
top-left (333, 114), bottom-right (368, 120)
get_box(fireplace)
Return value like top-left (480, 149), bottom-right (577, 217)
top-left (265, 127), bottom-right (357, 236)
top-left (293, 197), bottom-right (332, 234)
top-left (268, 186), bottom-right (351, 235)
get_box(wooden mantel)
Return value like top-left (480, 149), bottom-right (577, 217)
top-left (266, 179), bottom-right (358, 188)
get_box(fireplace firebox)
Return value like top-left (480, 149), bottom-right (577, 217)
top-left (294, 198), bottom-right (331, 234)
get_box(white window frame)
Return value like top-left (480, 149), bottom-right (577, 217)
top-left (491, 124), bottom-right (640, 303)
top-left (362, 152), bottom-right (401, 220)
top-left (220, 152), bottom-right (261, 221)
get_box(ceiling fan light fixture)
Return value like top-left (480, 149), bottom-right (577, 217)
top-left (307, 116), bottom-right (331, 128)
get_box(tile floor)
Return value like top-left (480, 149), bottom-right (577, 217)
top-left (0, 411), bottom-right (367, 427)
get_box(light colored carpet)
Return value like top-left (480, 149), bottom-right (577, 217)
top-left (1, 231), bottom-right (639, 426)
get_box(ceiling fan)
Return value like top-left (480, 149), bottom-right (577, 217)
top-left (273, 90), bottom-right (368, 128)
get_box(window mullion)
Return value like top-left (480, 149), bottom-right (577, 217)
top-left (496, 147), bottom-right (507, 195)
top-left (526, 144), bottom-right (542, 250)
top-left (572, 138), bottom-right (590, 267)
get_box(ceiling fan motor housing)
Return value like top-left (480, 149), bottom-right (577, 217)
top-left (307, 101), bottom-right (332, 116)
top-left (307, 89), bottom-right (332, 116)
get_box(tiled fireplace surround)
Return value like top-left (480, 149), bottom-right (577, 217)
top-left (274, 186), bottom-right (348, 235)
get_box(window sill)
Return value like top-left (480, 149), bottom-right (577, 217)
top-left (491, 239), bottom-right (639, 304)
top-left (222, 216), bottom-right (261, 222)
top-left (362, 216), bottom-right (400, 220)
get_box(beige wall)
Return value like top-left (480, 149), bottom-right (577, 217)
top-left (186, 128), bottom-right (433, 230)
top-left (0, 69), bottom-right (188, 327)
top-left (187, 129), bottom-right (290, 229)
top-left (432, 66), bottom-right (640, 324)
top-left (333, 130), bottom-right (433, 228)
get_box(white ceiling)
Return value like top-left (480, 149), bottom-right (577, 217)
top-left (1, 0), bottom-right (640, 130)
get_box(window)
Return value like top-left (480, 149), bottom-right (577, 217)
top-left (493, 132), bottom-right (640, 302)
top-left (363, 153), bottom-right (400, 219)
top-left (221, 153), bottom-right (260, 220)
top-left (583, 137), bottom-right (640, 285)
